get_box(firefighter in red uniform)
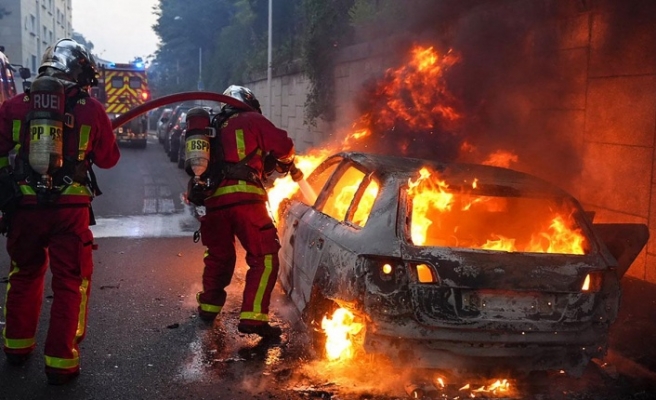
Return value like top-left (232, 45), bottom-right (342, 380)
top-left (194, 85), bottom-right (296, 338)
top-left (0, 38), bottom-right (120, 385)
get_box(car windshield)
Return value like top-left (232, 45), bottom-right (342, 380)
top-left (404, 168), bottom-right (588, 255)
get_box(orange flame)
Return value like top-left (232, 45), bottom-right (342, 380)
top-left (408, 167), bottom-right (586, 254)
top-left (321, 308), bottom-right (364, 362)
top-left (343, 45), bottom-right (461, 149)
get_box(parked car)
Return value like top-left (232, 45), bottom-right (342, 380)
top-left (276, 151), bottom-right (648, 377)
top-left (156, 107), bottom-right (173, 144)
top-left (167, 111), bottom-right (187, 162)
top-left (162, 104), bottom-right (191, 155)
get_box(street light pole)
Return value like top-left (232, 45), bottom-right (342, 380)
top-left (267, 0), bottom-right (272, 118)
top-left (198, 47), bottom-right (203, 91)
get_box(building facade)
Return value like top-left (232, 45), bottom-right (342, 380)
top-left (0, 0), bottom-right (72, 76)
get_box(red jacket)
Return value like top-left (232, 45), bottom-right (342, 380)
top-left (0, 88), bottom-right (120, 205)
top-left (205, 110), bottom-right (294, 208)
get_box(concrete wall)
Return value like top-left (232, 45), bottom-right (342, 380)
top-left (247, 1), bottom-right (656, 282)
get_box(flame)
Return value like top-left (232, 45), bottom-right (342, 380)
top-left (408, 167), bottom-right (586, 254)
top-left (482, 150), bottom-right (518, 168)
top-left (343, 45), bottom-right (461, 149)
top-left (321, 308), bottom-right (364, 362)
top-left (267, 150), bottom-right (331, 217)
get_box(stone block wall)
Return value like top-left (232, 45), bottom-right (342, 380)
top-left (246, 1), bottom-right (656, 282)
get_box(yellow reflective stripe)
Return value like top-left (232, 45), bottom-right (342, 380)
top-left (199, 303), bottom-right (222, 313)
top-left (78, 125), bottom-right (91, 161)
top-left (18, 184), bottom-right (91, 196)
top-left (61, 183), bottom-right (92, 196)
top-left (19, 184), bottom-right (35, 195)
top-left (3, 262), bottom-right (36, 350)
top-left (75, 278), bottom-right (89, 340)
top-left (0, 157), bottom-right (8, 168)
top-left (240, 312), bottom-right (268, 322)
top-left (210, 183), bottom-right (266, 197)
top-left (196, 292), bottom-right (222, 313)
top-left (45, 354), bottom-right (79, 369)
top-left (235, 129), bottom-right (246, 160)
top-left (252, 254), bottom-right (274, 314)
top-left (3, 337), bottom-right (36, 350)
top-left (12, 120), bottom-right (21, 142)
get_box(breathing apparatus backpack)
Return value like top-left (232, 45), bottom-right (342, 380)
top-left (14, 76), bottom-right (98, 205)
top-left (184, 107), bottom-right (262, 206)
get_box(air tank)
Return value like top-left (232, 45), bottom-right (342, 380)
top-left (184, 107), bottom-right (212, 178)
top-left (28, 76), bottom-right (65, 177)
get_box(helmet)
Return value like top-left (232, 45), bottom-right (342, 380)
top-left (222, 85), bottom-right (261, 113)
top-left (39, 38), bottom-right (98, 87)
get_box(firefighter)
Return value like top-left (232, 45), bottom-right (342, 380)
top-left (194, 85), bottom-right (296, 338)
top-left (0, 38), bottom-right (120, 385)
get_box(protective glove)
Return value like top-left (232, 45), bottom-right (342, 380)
top-left (275, 160), bottom-right (293, 174)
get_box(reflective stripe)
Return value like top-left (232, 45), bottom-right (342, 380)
top-left (240, 312), bottom-right (269, 322)
top-left (12, 120), bottom-right (21, 143)
top-left (3, 262), bottom-right (36, 350)
top-left (45, 354), bottom-right (79, 369)
top-left (235, 129), bottom-right (246, 160)
top-left (0, 157), bottom-right (8, 168)
top-left (19, 183), bottom-right (91, 197)
top-left (252, 254), bottom-right (274, 314)
top-left (61, 183), bottom-right (92, 196)
top-left (78, 125), bottom-right (91, 161)
top-left (199, 303), bottom-right (222, 313)
top-left (12, 120), bottom-right (21, 154)
top-left (3, 337), bottom-right (36, 350)
top-left (196, 292), bottom-right (223, 313)
top-left (75, 278), bottom-right (90, 340)
top-left (19, 184), bottom-right (35, 195)
top-left (210, 183), bottom-right (266, 197)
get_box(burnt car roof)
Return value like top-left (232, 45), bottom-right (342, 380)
top-left (338, 151), bottom-right (571, 199)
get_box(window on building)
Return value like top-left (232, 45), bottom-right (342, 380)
top-left (31, 55), bottom-right (37, 73)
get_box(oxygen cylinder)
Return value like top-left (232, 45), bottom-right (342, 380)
top-left (184, 107), bottom-right (212, 178)
top-left (28, 76), bottom-right (65, 177)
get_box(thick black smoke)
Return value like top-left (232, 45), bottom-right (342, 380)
top-left (348, 0), bottom-right (581, 186)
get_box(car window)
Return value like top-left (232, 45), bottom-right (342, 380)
top-left (298, 159), bottom-right (341, 206)
top-left (405, 174), bottom-right (589, 254)
top-left (111, 76), bottom-right (124, 88)
top-left (348, 175), bottom-right (379, 227)
top-left (320, 165), bottom-right (367, 222)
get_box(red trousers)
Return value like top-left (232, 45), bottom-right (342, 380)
top-left (197, 202), bottom-right (280, 323)
top-left (3, 206), bottom-right (93, 374)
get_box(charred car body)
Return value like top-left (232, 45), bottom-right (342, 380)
top-left (277, 152), bottom-right (648, 377)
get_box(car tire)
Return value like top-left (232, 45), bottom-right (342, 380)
top-left (177, 156), bottom-right (184, 169)
top-left (169, 146), bottom-right (178, 162)
top-left (302, 286), bottom-right (337, 359)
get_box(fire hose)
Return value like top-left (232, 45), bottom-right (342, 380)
top-left (111, 90), bottom-right (307, 188)
top-left (110, 91), bottom-right (254, 131)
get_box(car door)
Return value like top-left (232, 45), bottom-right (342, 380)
top-left (292, 161), bottom-right (375, 310)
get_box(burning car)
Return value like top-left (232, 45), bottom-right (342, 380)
top-left (276, 151), bottom-right (648, 377)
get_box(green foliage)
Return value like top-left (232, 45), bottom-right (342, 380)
top-left (151, 0), bottom-right (354, 127)
top-left (300, 0), bottom-right (355, 126)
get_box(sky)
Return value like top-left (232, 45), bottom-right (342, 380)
top-left (71, 0), bottom-right (160, 64)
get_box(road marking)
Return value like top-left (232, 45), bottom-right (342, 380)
top-left (91, 212), bottom-right (199, 238)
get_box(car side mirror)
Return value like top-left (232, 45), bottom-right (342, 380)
top-left (19, 67), bottom-right (31, 80)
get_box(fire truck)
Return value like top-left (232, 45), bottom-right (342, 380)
top-left (0, 48), bottom-right (31, 105)
top-left (91, 59), bottom-right (150, 148)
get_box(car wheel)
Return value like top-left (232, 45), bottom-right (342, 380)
top-left (302, 286), bottom-right (338, 359)
top-left (177, 155), bottom-right (184, 169)
top-left (169, 146), bottom-right (178, 162)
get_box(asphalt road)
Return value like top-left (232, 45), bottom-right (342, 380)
top-left (1, 133), bottom-right (656, 400)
